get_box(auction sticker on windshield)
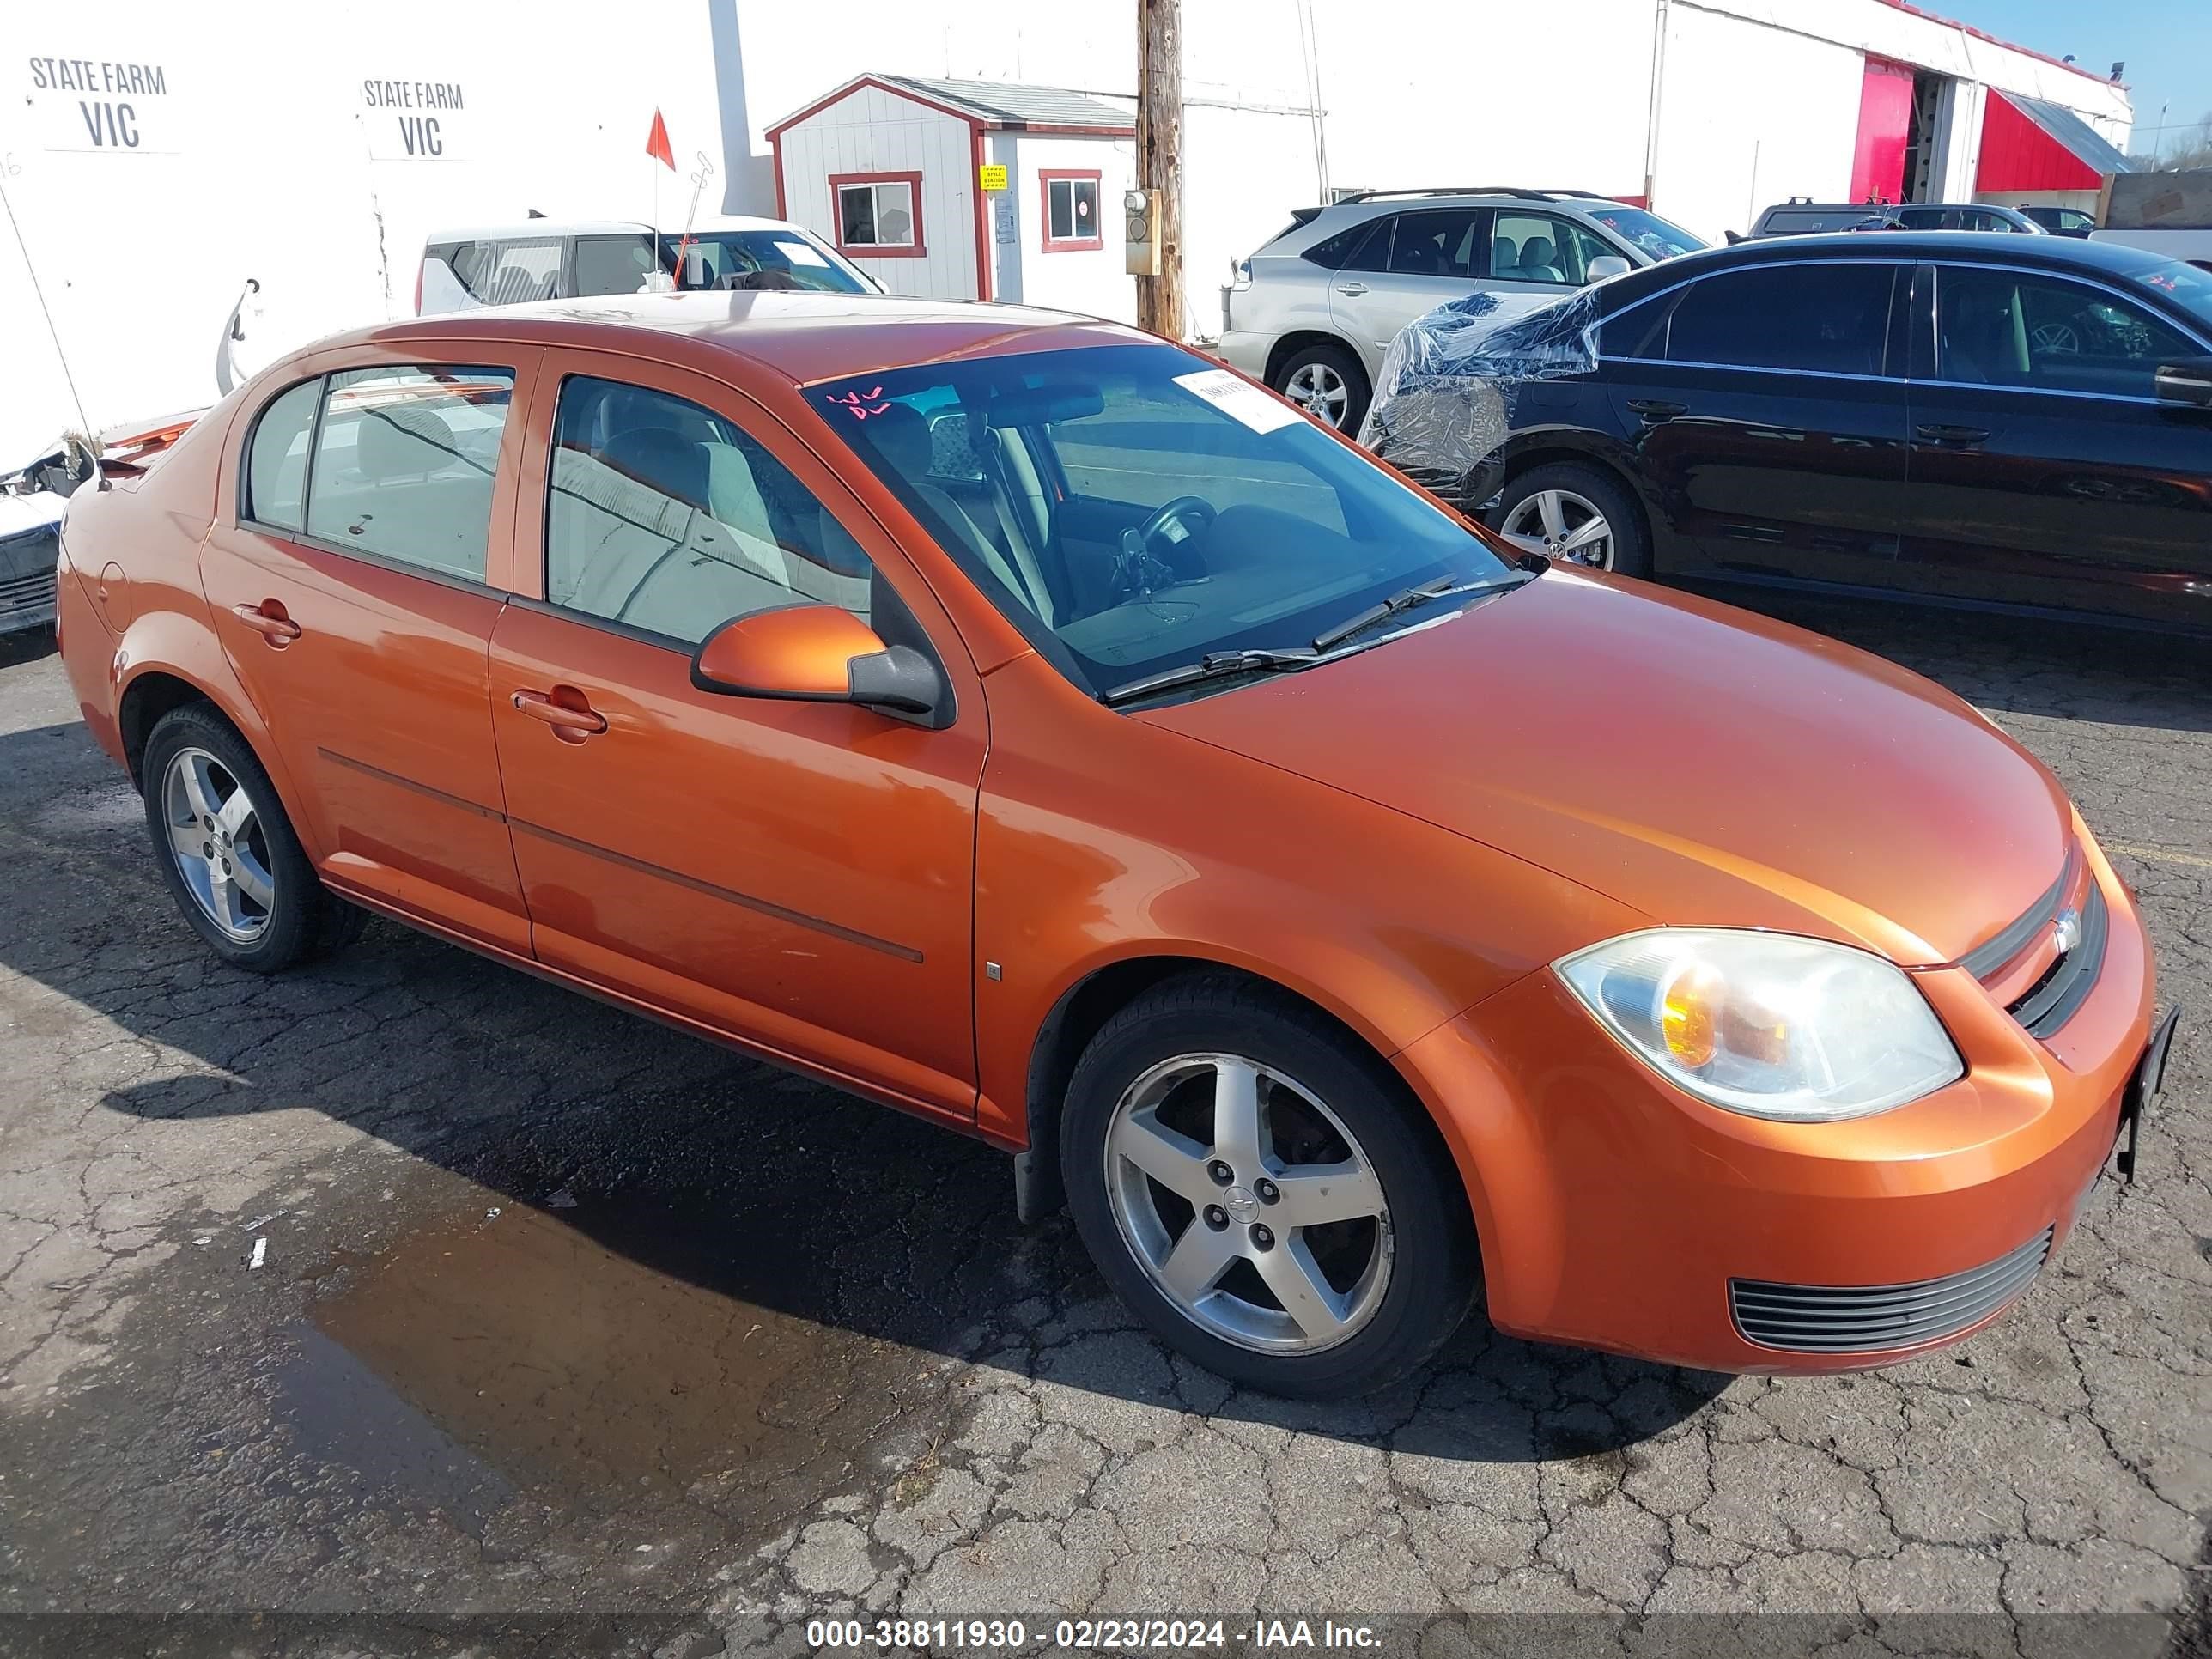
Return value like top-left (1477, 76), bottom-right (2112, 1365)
top-left (1174, 368), bottom-right (1304, 434)
top-left (775, 239), bottom-right (830, 267)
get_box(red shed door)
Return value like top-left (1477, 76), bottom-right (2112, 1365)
top-left (1851, 59), bottom-right (1915, 205)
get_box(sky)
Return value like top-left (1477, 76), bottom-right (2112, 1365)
top-left (1949, 0), bottom-right (2212, 156)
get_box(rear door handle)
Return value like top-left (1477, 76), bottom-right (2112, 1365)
top-left (1334, 282), bottom-right (1369, 296)
top-left (232, 600), bottom-right (301, 644)
top-left (1626, 398), bottom-right (1687, 422)
top-left (510, 689), bottom-right (607, 738)
top-left (1915, 422), bottom-right (1990, 447)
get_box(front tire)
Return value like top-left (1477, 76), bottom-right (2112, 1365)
top-left (1272, 342), bottom-right (1371, 434)
top-left (141, 704), bottom-right (365, 973)
top-left (1494, 460), bottom-right (1651, 576)
top-left (1061, 974), bottom-right (1478, 1398)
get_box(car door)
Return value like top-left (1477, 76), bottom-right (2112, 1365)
top-left (200, 351), bottom-right (539, 952)
top-left (1595, 258), bottom-right (1911, 586)
top-left (1329, 209), bottom-right (1486, 383)
top-left (1891, 260), bottom-right (2212, 627)
top-left (1486, 210), bottom-right (1617, 295)
top-left (486, 351), bottom-right (988, 1120)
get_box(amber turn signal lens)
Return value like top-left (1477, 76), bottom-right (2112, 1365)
top-left (1660, 963), bottom-right (1723, 1068)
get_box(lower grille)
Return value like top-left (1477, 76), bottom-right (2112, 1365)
top-left (1730, 1226), bottom-right (2054, 1353)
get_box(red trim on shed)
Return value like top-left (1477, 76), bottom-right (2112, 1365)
top-left (1850, 58), bottom-right (1915, 205)
top-left (829, 170), bottom-right (927, 259)
top-left (973, 130), bottom-right (994, 301)
top-left (768, 75), bottom-right (985, 138)
top-left (1976, 91), bottom-right (2106, 192)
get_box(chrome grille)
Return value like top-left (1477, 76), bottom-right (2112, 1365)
top-left (1960, 842), bottom-right (2106, 1040)
top-left (1730, 1226), bottom-right (2053, 1353)
top-left (0, 566), bottom-right (58, 617)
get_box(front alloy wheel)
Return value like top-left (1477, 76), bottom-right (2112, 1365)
top-left (1104, 1053), bottom-right (1392, 1353)
top-left (1499, 486), bottom-right (1614, 568)
top-left (1283, 360), bottom-right (1350, 428)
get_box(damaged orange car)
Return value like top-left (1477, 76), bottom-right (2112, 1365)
top-left (55, 292), bottom-right (2175, 1397)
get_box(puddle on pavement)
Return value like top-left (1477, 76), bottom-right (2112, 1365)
top-left (289, 1192), bottom-right (967, 1528)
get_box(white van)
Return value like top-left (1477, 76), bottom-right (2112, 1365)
top-left (416, 214), bottom-right (880, 313)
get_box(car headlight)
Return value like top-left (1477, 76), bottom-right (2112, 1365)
top-left (1555, 929), bottom-right (1963, 1121)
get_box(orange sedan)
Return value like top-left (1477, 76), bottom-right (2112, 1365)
top-left (53, 293), bottom-right (2174, 1397)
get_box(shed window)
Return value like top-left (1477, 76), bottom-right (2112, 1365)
top-left (1041, 171), bottom-right (1103, 251)
top-left (833, 173), bottom-right (923, 256)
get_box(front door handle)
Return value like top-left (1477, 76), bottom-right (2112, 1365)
top-left (232, 600), bottom-right (301, 645)
top-left (510, 688), bottom-right (607, 738)
top-left (1334, 282), bottom-right (1370, 296)
top-left (1914, 422), bottom-right (1990, 447)
top-left (1626, 398), bottom-right (1687, 422)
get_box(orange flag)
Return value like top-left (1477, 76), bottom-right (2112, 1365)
top-left (645, 109), bottom-right (675, 171)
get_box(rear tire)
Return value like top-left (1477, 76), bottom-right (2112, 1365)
top-left (141, 704), bottom-right (364, 973)
top-left (1060, 973), bottom-right (1478, 1399)
top-left (1493, 461), bottom-right (1651, 577)
top-left (1272, 342), bottom-right (1371, 434)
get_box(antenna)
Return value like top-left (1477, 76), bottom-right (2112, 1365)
top-left (0, 159), bottom-right (106, 489)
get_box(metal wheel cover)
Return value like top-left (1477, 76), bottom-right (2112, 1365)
top-left (1284, 362), bottom-right (1350, 427)
top-left (1103, 1052), bottom-right (1393, 1355)
top-left (161, 747), bottom-right (276, 943)
top-left (1500, 487), bottom-right (1615, 568)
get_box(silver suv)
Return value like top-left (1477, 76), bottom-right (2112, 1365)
top-left (1218, 190), bottom-right (1705, 431)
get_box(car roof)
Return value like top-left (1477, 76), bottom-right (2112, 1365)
top-left (425, 215), bottom-right (819, 243)
top-left (1613, 228), bottom-right (2178, 290)
top-left (312, 289), bottom-right (1153, 386)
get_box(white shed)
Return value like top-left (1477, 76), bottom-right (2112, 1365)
top-left (769, 76), bottom-right (1136, 321)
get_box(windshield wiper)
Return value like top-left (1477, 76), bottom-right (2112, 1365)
top-left (1311, 571), bottom-right (1534, 653)
top-left (1101, 647), bottom-right (1318, 708)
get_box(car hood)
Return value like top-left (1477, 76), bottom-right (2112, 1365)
top-left (1139, 572), bottom-right (2073, 967)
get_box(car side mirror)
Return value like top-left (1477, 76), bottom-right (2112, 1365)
top-left (2154, 359), bottom-right (2212, 409)
top-left (1584, 255), bottom-right (1632, 282)
top-left (690, 604), bottom-right (948, 724)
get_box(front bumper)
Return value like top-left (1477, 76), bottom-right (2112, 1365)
top-left (1401, 837), bottom-right (2154, 1373)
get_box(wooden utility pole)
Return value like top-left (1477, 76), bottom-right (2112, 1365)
top-left (1135, 0), bottom-right (1184, 339)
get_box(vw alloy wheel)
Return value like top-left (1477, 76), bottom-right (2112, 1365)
top-left (1283, 362), bottom-right (1350, 428)
top-left (1102, 1052), bottom-right (1393, 1353)
top-left (160, 745), bottom-right (277, 944)
top-left (1500, 487), bottom-right (1615, 568)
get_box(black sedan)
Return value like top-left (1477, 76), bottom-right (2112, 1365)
top-left (1361, 233), bottom-right (2212, 635)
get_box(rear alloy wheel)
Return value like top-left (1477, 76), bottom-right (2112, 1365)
top-left (1062, 974), bottom-right (1477, 1397)
top-left (1494, 461), bottom-right (1651, 577)
top-left (141, 704), bottom-right (366, 973)
top-left (1272, 343), bottom-right (1370, 434)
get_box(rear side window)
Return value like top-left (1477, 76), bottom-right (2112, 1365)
top-left (243, 379), bottom-right (321, 531)
top-left (1302, 216), bottom-right (1390, 272)
top-left (451, 239), bottom-right (563, 306)
top-left (544, 375), bottom-right (874, 644)
top-left (1761, 208), bottom-right (1874, 234)
top-left (1388, 209), bottom-right (1484, 279)
top-left (1664, 264), bottom-right (1897, 375)
top-left (303, 366), bottom-right (514, 580)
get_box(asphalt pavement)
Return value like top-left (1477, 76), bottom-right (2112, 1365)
top-left (0, 594), bottom-right (2204, 1657)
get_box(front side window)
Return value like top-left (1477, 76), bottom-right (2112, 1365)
top-left (1387, 210), bottom-right (1483, 279)
top-left (813, 343), bottom-right (1516, 702)
top-left (1663, 264), bottom-right (1897, 374)
top-left (302, 367), bottom-right (513, 580)
top-left (572, 235), bottom-right (658, 297)
top-left (1491, 213), bottom-right (1614, 285)
top-left (833, 174), bottom-right (921, 254)
top-left (1041, 171), bottom-right (1103, 251)
top-left (243, 379), bottom-right (321, 532)
top-left (545, 375), bottom-right (872, 644)
top-left (1936, 268), bottom-right (2196, 398)
top-left (660, 230), bottom-right (870, 293)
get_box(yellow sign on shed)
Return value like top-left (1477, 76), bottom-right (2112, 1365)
top-left (978, 163), bottom-right (1009, 192)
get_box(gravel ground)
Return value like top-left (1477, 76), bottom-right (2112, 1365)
top-left (0, 594), bottom-right (2204, 1656)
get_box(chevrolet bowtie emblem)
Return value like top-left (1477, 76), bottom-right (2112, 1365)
top-left (2051, 908), bottom-right (2082, 957)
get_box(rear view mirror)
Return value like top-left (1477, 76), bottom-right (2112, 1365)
top-left (984, 384), bottom-right (1106, 427)
top-left (690, 604), bottom-right (948, 725)
top-left (2154, 359), bottom-right (2212, 408)
top-left (1585, 255), bottom-right (1632, 282)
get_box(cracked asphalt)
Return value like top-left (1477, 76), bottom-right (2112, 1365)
top-left (0, 593), bottom-right (2205, 1655)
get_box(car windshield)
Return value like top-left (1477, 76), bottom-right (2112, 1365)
top-left (1583, 206), bottom-right (1705, 260)
top-left (2130, 259), bottom-right (2212, 331)
top-left (660, 231), bottom-right (870, 294)
top-left (813, 343), bottom-right (1516, 702)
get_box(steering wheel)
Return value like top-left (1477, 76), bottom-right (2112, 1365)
top-left (1136, 495), bottom-right (1217, 553)
top-left (2031, 321), bottom-right (2081, 355)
